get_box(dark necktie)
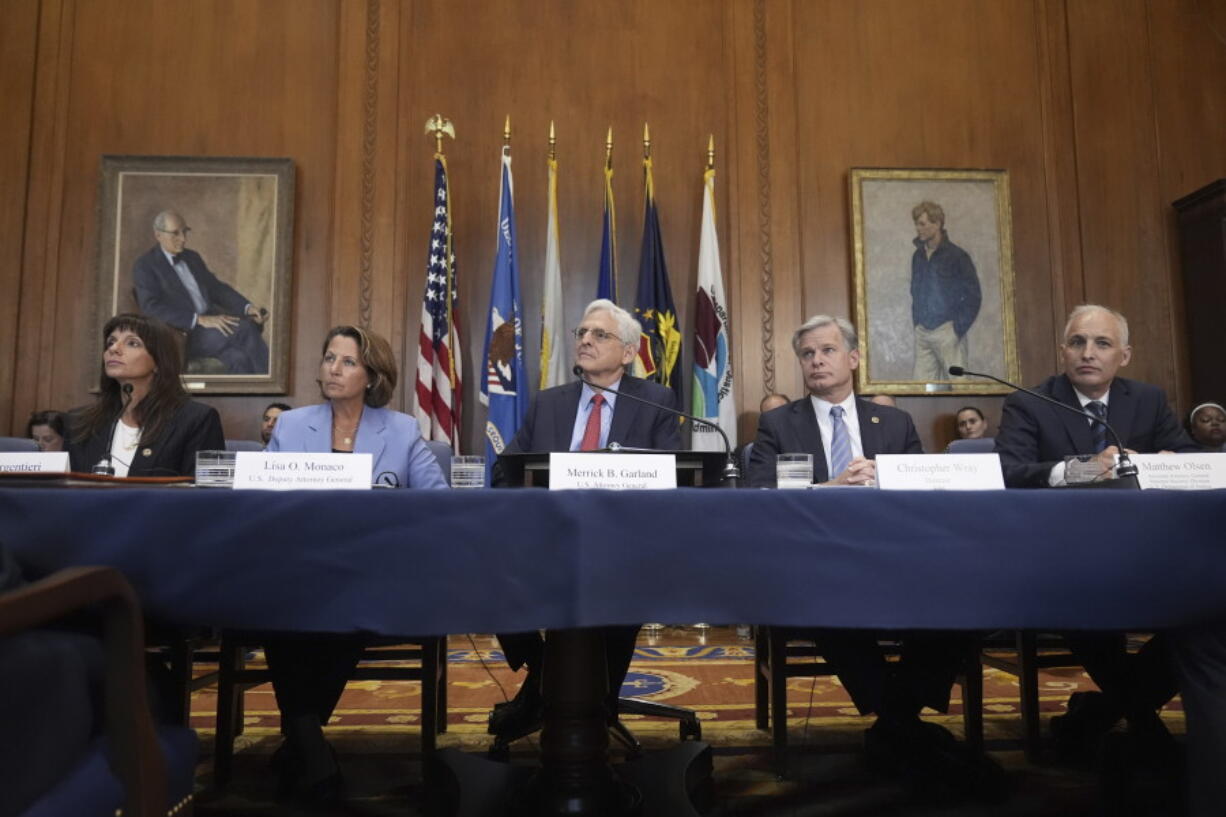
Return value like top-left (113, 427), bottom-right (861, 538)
top-left (580, 394), bottom-right (604, 451)
top-left (1086, 400), bottom-right (1108, 453)
top-left (171, 253), bottom-right (184, 265)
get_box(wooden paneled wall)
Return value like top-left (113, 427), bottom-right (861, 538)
top-left (3, 0), bottom-right (1225, 453)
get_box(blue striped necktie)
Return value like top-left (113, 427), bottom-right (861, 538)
top-left (829, 405), bottom-right (852, 477)
top-left (1086, 400), bottom-right (1108, 453)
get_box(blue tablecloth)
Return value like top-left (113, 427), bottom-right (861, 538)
top-left (2, 486), bottom-right (1223, 635)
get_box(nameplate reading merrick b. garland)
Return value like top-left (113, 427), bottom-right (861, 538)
top-left (0, 452), bottom-right (70, 473)
top-left (875, 453), bottom-right (1005, 491)
top-left (548, 453), bottom-right (677, 491)
top-left (233, 452), bottom-right (373, 490)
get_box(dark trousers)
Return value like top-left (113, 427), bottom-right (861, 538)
top-left (1063, 631), bottom-right (1178, 718)
top-left (1170, 624), bottom-right (1226, 817)
top-left (497, 625), bottom-right (640, 712)
top-left (187, 317), bottom-right (269, 374)
top-left (805, 629), bottom-right (973, 720)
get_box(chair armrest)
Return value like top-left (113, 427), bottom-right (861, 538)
top-left (0, 566), bottom-right (167, 817)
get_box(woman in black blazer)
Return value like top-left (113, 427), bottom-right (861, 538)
top-left (69, 313), bottom-right (224, 476)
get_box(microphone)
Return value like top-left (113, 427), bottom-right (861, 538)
top-left (93, 383), bottom-right (135, 476)
top-left (571, 365), bottom-right (740, 488)
top-left (947, 366), bottom-right (1138, 483)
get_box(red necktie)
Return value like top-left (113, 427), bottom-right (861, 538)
top-left (579, 394), bottom-right (604, 451)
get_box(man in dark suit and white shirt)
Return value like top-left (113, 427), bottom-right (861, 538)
top-left (994, 305), bottom-right (1205, 775)
top-left (748, 315), bottom-right (999, 797)
top-left (132, 210), bottom-right (269, 374)
top-left (490, 298), bottom-right (681, 739)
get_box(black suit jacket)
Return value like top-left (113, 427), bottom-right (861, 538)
top-left (68, 399), bottom-right (225, 477)
top-left (993, 374), bottom-right (1197, 488)
top-left (747, 396), bottom-right (923, 487)
top-left (132, 246), bottom-right (250, 332)
top-left (496, 375), bottom-right (682, 483)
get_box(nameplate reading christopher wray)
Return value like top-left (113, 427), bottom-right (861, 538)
top-left (548, 452), bottom-right (678, 491)
top-left (0, 452), bottom-right (69, 473)
top-left (1132, 453), bottom-right (1226, 491)
top-left (875, 453), bottom-right (1005, 491)
top-left (233, 452), bottom-right (373, 491)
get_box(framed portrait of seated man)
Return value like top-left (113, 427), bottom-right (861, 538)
top-left (95, 155), bottom-right (295, 394)
top-left (850, 167), bottom-right (1019, 396)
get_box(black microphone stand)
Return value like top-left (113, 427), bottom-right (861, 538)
top-left (92, 383), bottom-right (135, 476)
top-left (572, 366), bottom-right (740, 488)
top-left (948, 366), bottom-right (1139, 487)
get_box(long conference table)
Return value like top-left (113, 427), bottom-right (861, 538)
top-left (3, 484), bottom-right (1226, 814)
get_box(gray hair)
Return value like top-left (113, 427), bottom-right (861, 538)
top-left (152, 210), bottom-right (184, 232)
top-left (792, 314), bottom-right (859, 354)
top-left (1064, 304), bottom-right (1129, 347)
top-left (583, 299), bottom-right (641, 346)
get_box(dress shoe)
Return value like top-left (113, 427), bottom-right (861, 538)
top-left (1050, 690), bottom-right (1124, 762)
top-left (487, 689), bottom-right (544, 741)
top-left (865, 717), bottom-right (1007, 803)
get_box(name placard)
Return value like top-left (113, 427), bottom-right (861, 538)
top-left (0, 452), bottom-right (70, 474)
top-left (548, 453), bottom-right (677, 491)
top-left (233, 452), bottom-right (372, 490)
top-left (876, 454), bottom-right (1005, 491)
top-left (1132, 453), bottom-right (1226, 491)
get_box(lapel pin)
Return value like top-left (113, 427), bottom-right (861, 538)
top-left (870, 416), bottom-right (880, 424)
top-left (142, 448), bottom-right (153, 457)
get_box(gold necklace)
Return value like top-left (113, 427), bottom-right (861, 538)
top-left (333, 422), bottom-right (358, 446)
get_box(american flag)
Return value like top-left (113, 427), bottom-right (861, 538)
top-left (414, 157), bottom-right (463, 450)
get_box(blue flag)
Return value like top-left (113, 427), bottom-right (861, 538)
top-left (480, 153), bottom-right (528, 481)
top-left (632, 158), bottom-right (682, 404)
top-left (596, 163), bottom-right (618, 303)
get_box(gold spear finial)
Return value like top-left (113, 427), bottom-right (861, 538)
top-left (706, 134), bottom-right (715, 170)
top-left (503, 115), bottom-right (511, 153)
top-left (605, 126), bottom-right (613, 170)
top-left (548, 120), bottom-right (557, 161)
top-left (424, 114), bottom-right (455, 154)
top-left (643, 122), bottom-right (651, 160)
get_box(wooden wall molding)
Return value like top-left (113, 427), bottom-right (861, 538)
top-left (358, 0), bottom-right (381, 330)
top-left (752, 0), bottom-right (777, 395)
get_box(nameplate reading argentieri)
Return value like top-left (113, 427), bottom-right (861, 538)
top-left (548, 453), bottom-right (677, 491)
top-left (875, 453), bottom-right (1005, 491)
top-left (233, 452), bottom-right (373, 490)
top-left (1132, 453), bottom-right (1226, 491)
top-left (0, 452), bottom-right (70, 474)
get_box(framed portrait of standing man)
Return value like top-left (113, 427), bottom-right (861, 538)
top-left (95, 155), bottom-right (294, 394)
top-left (850, 168), bottom-right (1019, 395)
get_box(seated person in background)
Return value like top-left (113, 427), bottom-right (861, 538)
top-left (867, 393), bottom-right (897, 408)
top-left (26, 410), bottom-right (67, 452)
top-left (994, 303), bottom-right (1198, 756)
top-left (1187, 402), bottom-right (1225, 452)
top-left (954, 405), bottom-right (987, 440)
top-left (260, 401), bottom-right (291, 446)
top-left (68, 313), bottom-right (224, 476)
top-left (760, 392), bottom-right (790, 414)
top-left (264, 325), bottom-right (446, 801)
top-left (490, 299), bottom-right (680, 740)
top-left (749, 316), bottom-right (999, 797)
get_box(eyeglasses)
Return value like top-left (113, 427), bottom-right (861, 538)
top-left (572, 327), bottom-right (622, 343)
top-left (156, 227), bottom-right (191, 237)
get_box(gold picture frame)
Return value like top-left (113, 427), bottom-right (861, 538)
top-left (95, 155), bottom-right (295, 394)
top-left (850, 168), bottom-right (1018, 395)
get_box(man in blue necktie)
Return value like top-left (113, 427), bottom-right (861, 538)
top-left (748, 317), bottom-right (1001, 798)
top-left (132, 210), bottom-right (270, 374)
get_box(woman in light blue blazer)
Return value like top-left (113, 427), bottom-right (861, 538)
top-left (264, 324), bottom-right (447, 801)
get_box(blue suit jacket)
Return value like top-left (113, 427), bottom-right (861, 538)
top-left (747, 396), bottom-right (923, 487)
top-left (267, 404), bottom-right (448, 489)
top-left (994, 374), bottom-right (1198, 488)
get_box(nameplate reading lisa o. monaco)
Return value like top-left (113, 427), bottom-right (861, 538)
top-left (233, 452), bottom-right (373, 491)
top-left (548, 453), bottom-right (677, 491)
top-left (0, 452), bottom-right (70, 474)
top-left (875, 454), bottom-right (1005, 491)
top-left (1131, 453), bottom-right (1226, 490)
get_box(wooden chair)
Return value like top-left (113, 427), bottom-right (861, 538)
top-left (981, 631), bottom-right (1080, 762)
top-left (754, 627), bottom-right (983, 776)
top-left (0, 566), bottom-right (197, 817)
